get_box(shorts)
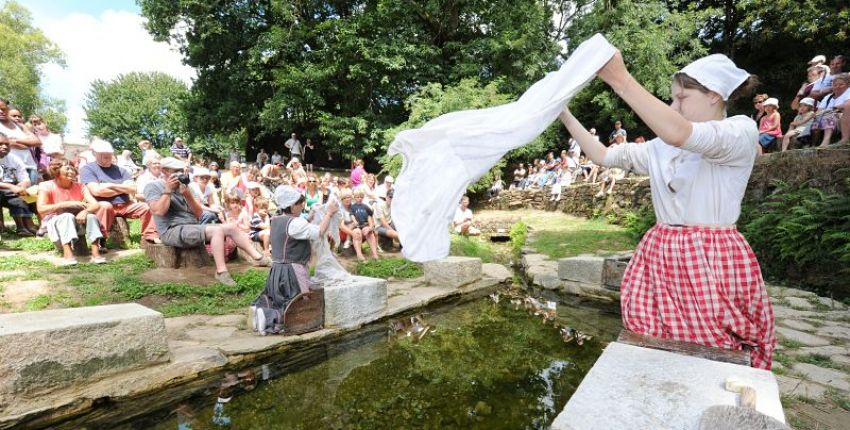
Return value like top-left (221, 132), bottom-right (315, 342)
top-left (0, 190), bottom-right (33, 217)
top-left (376, 225), bottom-right (395, 237)
top-left (161, 224), bottom-right (207, 248)
top-left (758, 133), bottom-right (777, 148)
top-left (812, 111), bottom-right (838, 130)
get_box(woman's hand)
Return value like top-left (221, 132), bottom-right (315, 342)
top-left (63, 201), bottom-right (87, 211)
top-left (326, 199), bottom-right (339, 215)
top-left (597, 50), bottom-right (629, 90)
top-left (75, 209), bottom-right (88, 224)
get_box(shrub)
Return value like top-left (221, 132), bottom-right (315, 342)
top-left (509, 220), bottom-right (528, 258)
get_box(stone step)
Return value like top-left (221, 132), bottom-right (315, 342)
top-left (0, 304), bottom-right (170, 410)
top-left (423, 256), bottom-right (482, 288)
top-left (321, 276), bottom-right (387, 329)
top-left (558, 255), bottom-right (604, 284)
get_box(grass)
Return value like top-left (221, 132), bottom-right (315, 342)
top-left (796, 353), bottom-right (837, 369)
top-left (519, 213), bottom-right (635, 259)
top-left (774, 351), bottom-right (795, 368)
top-left (825, 389), bottom-right (850, 412)
top-left (509, 220), bottom-right (527, 258)
top-left (0, 215), bottom-right (143, 252)
top-left (356, 257), bottom-right (423, 279)
top-left (450, 235), bottom-right (496, 263)
top-left (780, 338), bottom-right (804, 349)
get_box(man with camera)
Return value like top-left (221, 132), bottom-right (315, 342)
top-left (144, 157), bottom-right (270, 286)
top-left (81, 139), bottom-right (159, 245)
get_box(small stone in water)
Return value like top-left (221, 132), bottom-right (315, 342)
top-left (474, 400), bottom-right (493, 416)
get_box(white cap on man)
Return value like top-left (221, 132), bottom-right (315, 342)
top-left (90, 139), bottom-right (114, 153)
top-left (160, 157), bottom-right (186, 170)
top-left (193, 167), bottom-right (211, 177)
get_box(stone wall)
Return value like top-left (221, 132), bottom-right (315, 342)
top-left (481, 148), bottom-right (850, 219)
top-left (482, 177), bottom-right (652, 219)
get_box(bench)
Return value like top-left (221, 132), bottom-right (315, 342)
top-left (144, 242), bottom-right (212, 269)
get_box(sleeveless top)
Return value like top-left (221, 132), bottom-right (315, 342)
top-left (270, 215), bottom-right (311, 265)
top-left (305, 189), bottom-right (322, 209)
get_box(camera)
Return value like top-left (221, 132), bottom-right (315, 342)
top-left (172, 173), bottom-right (191, 185)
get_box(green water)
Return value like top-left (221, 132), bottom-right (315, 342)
top-left (132, 297), bottom-right (621, 430)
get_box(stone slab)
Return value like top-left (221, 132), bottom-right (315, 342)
top-left (775, 375), bottom-right (828, 399)
top-left (785, 297), bottom-right (815, 310)
top-left (422, 256), bottom-right (482, 288)
top-left (551, 342), bottom-right (784, 430)
top-left (322, 276), bottom-right (387, 329)
top-left (791, 363), bottom-right (850, 391)
top-left (481, 263), bottom-right (512, 283)
top-left (776, 326), bottom-right (831, 347)
top-left (558, 255), bottom-right (604, 284)
top-left (779, 319), bottom-right (817, 332)
top-left (815, 324), bottom-right (850, 341)
top-left (0, 304), bottom-right (170, 410)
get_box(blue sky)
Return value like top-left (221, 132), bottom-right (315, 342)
top-left (23, 1), bottom-right (193, 140)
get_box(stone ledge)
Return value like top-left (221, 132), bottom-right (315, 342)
top-left (322, 276), bottom-right (388, 329)
top-left (558, 255), bottom-right (605, 284)
top-left (423, 256), bottom-right (482, 288)
top-left (0, 304), bottom-right (170, 411)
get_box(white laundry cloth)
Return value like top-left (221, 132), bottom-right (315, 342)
top-left (388, 34), bottom-right (617, 262)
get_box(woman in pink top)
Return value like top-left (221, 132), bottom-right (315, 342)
top-left (349, 158), bottom-right (366, 186)
top-left (37, 159), bottom-right (106, 265)
top-left (757, 98), bottom-right (782, 154)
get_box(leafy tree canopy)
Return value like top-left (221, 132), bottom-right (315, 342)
top-left (84, 71), bottom-right (188, 154)
top-left (0, 0), bottom-right (67, 132)
top-left (139, 0), bottom-right (562, 159)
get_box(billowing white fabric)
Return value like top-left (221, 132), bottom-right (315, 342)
top-left (388, 34), bottom-right (617, 262)
top-left (307, 195), bottom-right (351, 283)
top-left (604, 115), bottom-right (758, 226)
top-left (679, 54), bottom-right (749, 101)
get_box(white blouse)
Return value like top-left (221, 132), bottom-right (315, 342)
top-left (604, 115), bottom-right (758, 226)
top-left (287, 216), bottom-right (319, 241)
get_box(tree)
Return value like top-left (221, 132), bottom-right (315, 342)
top-left (564, 0), bottom-right (712, 138)
top-left (139, 0), bottom-right (562, 160)
top-left (84, 72), bottom-right (189, 154)
top-left (0, 0), bottom-right (67, 131)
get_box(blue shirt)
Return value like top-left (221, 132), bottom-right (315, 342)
top-left (80, 162), bottom-right (133, 204)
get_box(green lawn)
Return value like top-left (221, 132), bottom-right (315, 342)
top-left (512, 212), bottom-right (636, 259)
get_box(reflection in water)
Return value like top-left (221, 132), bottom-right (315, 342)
top-left (127, 297), bottom-right (621, 430)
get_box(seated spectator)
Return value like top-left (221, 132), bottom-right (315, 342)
top-left (144, 157), bottom-right (270, 286)
top-left (550, 168), bottom-right (572, 202)
top-left (303, 174), bottom-right (323, 210)
top-left (37, 159), bottom-right (106, 265)
top-left (138, 139), bottom-right (158, 167)
top-left (811, 73), bottom-right (850, 147)
top-left (208, 161), bottom-right (221, 188)
top-left (751, 93), bottom-right (768, 123)
top-left (596, 167), bottom-right (626, 197)
top-left (511, 163), bottom-right (526, 189)
top-left (189, 167), bottom-right (223, 224)
top-left (81, 139), bottom-right (159, 246)
top-left (487, 176), bottom-right (504, 199)
top-left (358, 173), bottom-right (380, 209)
top-left (287, 157), bottom-right (307, 184)
top-left (249, 196), bottom-right (271, 255)
top-left (348, 189), bottom-right (380, 260)
top-left (791, 65), bottom-right (824, 110)
top-left (337, 189), bottom-right (357, 250)
top-left (117, 150), bottom-right (141, 177)
top-left (0, 133), bottom-right (38, 235)
top-left (259, 161), bottom-right (285, 188)
top-left (375, 189), bottom-right (399, 243)
top-left (757, 98), bottom-right (782, 154)
top-left (781, 97), bottom-right (817, 151)
top-left (453, 195), bottom-right (480, 236)
top-left (29, 115), bottom-right (63, 169)
top-left (349, 158), bottom-right (365, 187)
top-left (376, 174), bottom-right (393, 200)
top-left (0, 99), bottom-right (40, 185)
top-left (219, 161), bottom-right (244, 199)
top-left (136, 153), bottom-right (162, 201)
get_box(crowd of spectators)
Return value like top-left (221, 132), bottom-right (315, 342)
top-left (0, 102), bottom-right (402, 281)
top-left (754, 54), bottom-right (848, 153)
top-left (506, 121), bottom-right (636, 199)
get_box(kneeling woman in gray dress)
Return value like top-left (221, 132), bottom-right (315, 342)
top-left (252, 186), bottom-right (338, 335)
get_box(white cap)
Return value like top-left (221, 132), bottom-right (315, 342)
top-left (763, 97), bottom-right (779, 108)
top-left (809, 55), bottom-right (826, 65)
top-left (246, 181), bottom-right (261, 189)
top-left (384, 175), bottom-right (394, 183)
top-left (679, 54), bottom-right (750, 101)
top-left (799, 97), bottom-right (815, 107)
top-left (160, 157), bottom-right (186, 170)
top-left (193, 167), bottom-right (211, 177)
top-left (90, 139), bottom-right (114, 153)
top-left (274, 185), bottom-right (302, 209)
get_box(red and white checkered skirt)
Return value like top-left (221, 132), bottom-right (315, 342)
top-left (620, 224), bottom-right (776, 369)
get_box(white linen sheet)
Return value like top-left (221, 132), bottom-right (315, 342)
top-left (389, 34), bottom-right (617, 262)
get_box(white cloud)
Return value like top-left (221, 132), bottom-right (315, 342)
top-left (35, 10), bottom-right (194, 140)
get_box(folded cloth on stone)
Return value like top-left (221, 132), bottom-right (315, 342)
top-left (388, 33), bottom-right (617, 262)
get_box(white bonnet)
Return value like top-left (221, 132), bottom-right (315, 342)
top-left (274, 185), bottom-right (302, 209)
top-left (678, 54), bottom-right (750, 101)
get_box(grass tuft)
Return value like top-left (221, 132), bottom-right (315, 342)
top-left (356, 257), bottom-right (423, 279)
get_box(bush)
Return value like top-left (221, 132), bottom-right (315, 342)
top-left (622, 206), bottom-right (656, 242)
top-left (509, 220), bottom-right (528, 258)
top-left (739, 180), bottom-right (850, 294)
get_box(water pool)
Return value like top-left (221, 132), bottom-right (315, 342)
top-left (107, 295), bottom-right (621, 430)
